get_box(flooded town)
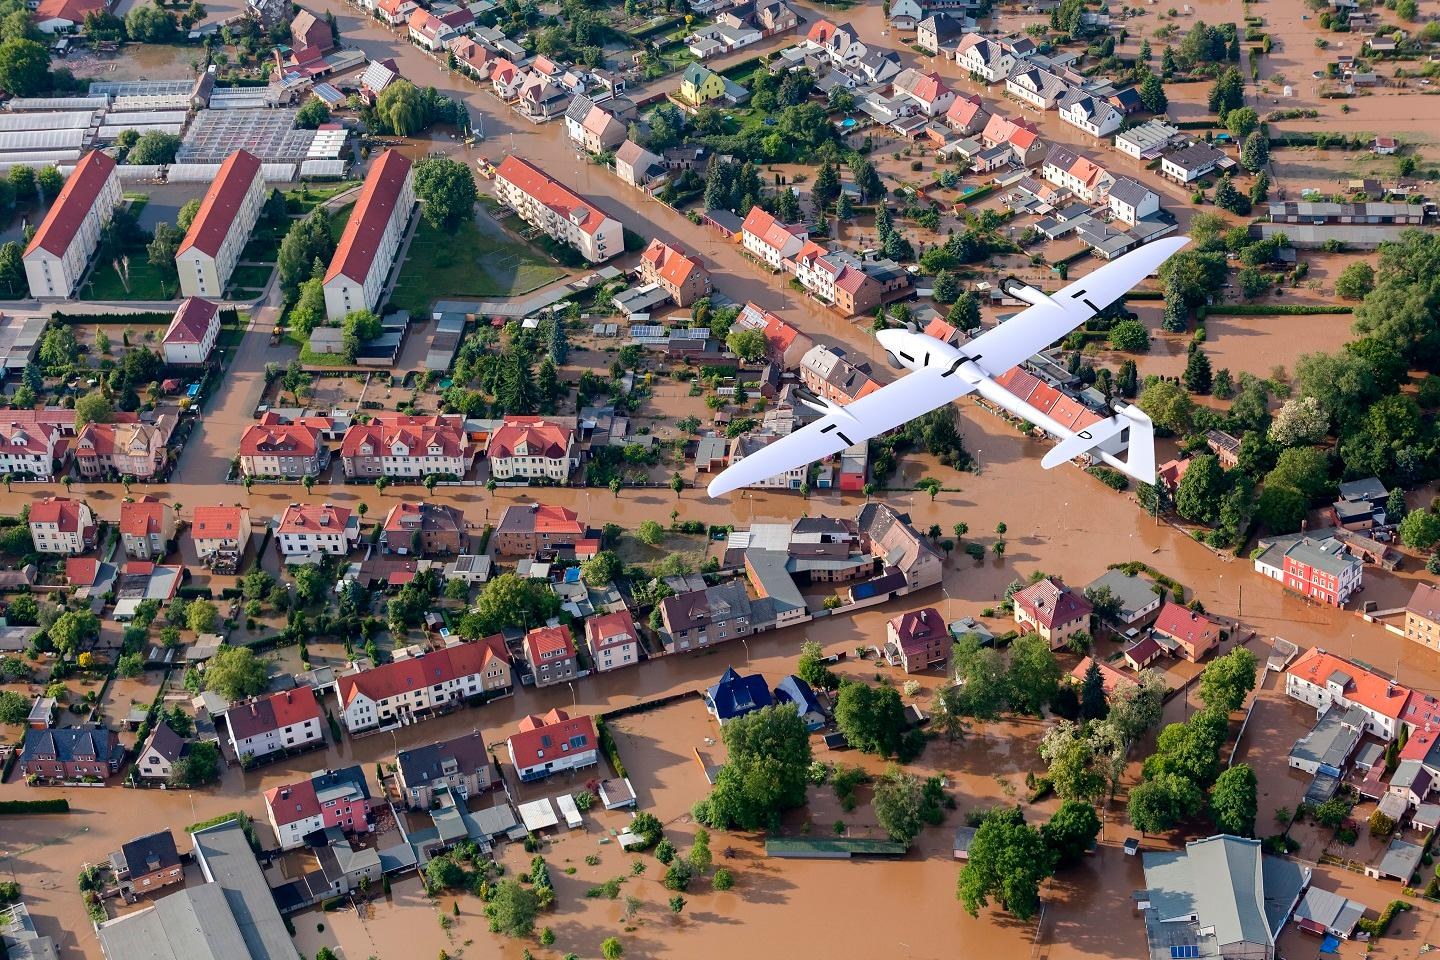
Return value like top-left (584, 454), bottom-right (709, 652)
top-left (0, 0), bottom-right (1437, 955)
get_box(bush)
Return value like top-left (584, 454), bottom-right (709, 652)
top-left (1356, 900), bottom-right (1412, 936)
top-left (0, 799), bottom-right (70, 815)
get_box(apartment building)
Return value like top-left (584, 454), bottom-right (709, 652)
top-left (1406, 583), bottom-right (1440, 652)
top-left (74, 413), bottom-right (176, 480)
top-left (396, 730), bottom-right (493, 809)
top-left (1041, 145), bottom-right (1115, 203)
top-left (486, 416), bottom-right (578, 481)
top-left (275, 503), bottom-right (360, 557)
top-left (638, 238), bottom-right (711, 307)
top-left (1058, 90), bottom-right (1123, 137)
top-left (1286, 647), bottom-right (1409, 741)
top-left (337, 642), bottom-right (501, 733)
top-left (585, 609), bottom-right (640, 672)
top-left (161, 297), bottom-right (222, 366)
top-left (265, 765), bottom-right (373, 850)
top-left (493, 502), bottom-right (584, 556)
top-left (223, 688), bottom-right (325, 762)
top-left (339, 413), bottom-right (471, 479)
top-left (176, 149), bottom-right (266, 300)
top-left (380, 500), bottom-right (467, 556)
top-left (799, 344), bottom-right (880, 405)
top-left (28, 496), bottom-right (95, 555)
top-left (740, 205), bottom-right (807, 269)
top-left (506, 708), bottom-right (598, 781)
top-left (523, 624), bottom-right (578, 687)
top-left (323, 150), bottom-right (415, 321)
top-left (494, 156), bottom-right (622, 263)
top-left (238, 412), bottom-right (327, 478)
top-left (119, 496), bottom-right (175, 560)
top-left (23, 150), bottom-right (122, 299)
top-left (0, 416), bottom-right (61, 478)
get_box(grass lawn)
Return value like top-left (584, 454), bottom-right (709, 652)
top-left (240, 232), bottom-right (282, 263)
top-left (80, 245), bottom-right (177, 301)
top-left (227, 264), bottom-right (274, 290)
top-left (329, 204), bottom-right (353, 242)
top-left (388, 215), bottom-right (567, 315)
top-left (285, 181), bottom-right (361, 215)
top-left (615, 531), bottom-right (709, 570)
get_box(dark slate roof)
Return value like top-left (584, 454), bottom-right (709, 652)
top-left (705, 666), bottom-right (773, 720)
top-left (20, 725), bottom-right (121, 765)
top-left (116, 830), bottom-right (181, 878)
top-left (397, 729), bottom-right (489, 788)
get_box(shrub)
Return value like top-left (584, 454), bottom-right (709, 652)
top-left (1356, 900), bottom-right (1411, 936)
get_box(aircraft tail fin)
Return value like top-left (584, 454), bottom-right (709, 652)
top-left (1041, 403), bottom-right (1156, 486)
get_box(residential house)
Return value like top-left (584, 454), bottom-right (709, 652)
top-left (23, 150), bottom-right (121, 299)
top-left (1287, 705), bottom-right (1361, 775)
top-left (1013, 577), bottom-right (1093, 649)
top-left (1139, 835), bottom-right (1310, 960)
top-left (638, 239), bottom-right (711, 306)
top-left (110, 831), bottom-right (184, 896)
top-left (339, 413), bottom-right (471, 479)
top-left (614, 140), bottom-right (665, 191)
top-left (1114, 119), bottom-right (1181, 159)
top-left (396, 729), bottom-right (493, 809)
top-left (1083, 568), bottom-right (1161, 628)
top-left (1406, 583), bottom-right (1440, 653)
top-left (726, 433), bottom-right (807, 489)
top-left (887, 0), bottom-right (923, 28)
top-left (224, 688), bottom-right (325, 762)
top-left (374, 0), bottom-right (417, 24)
top-left (176, 150), bottom-right (266, 300)
top-left (564, 95), bottom-right (626, 153)
top-left (1205, 429), bottom-right (1241, 468)
top-left (323, 150), bottom-right (416, 321)
top-left (18, 726), bottom-right (123, 781)
top-left (1285, 647), bottom-right (1410, 741)
top-left (1330, 477), bottom-right (1390, 530)
top-left (805, 19), bottom-right (865, 66)
top-left (659, 580), bottom-right (754, 653)
top-left (191, 505), bottom-right (251, 572)
top-left (494, 156), bottom-right (622, 263)
top-left (516, 75), bottom-right (568, 121)
top-left (507, 708), bottom-right (598, 781)
top-left (134, 721), bottom-right (187, 782)
top-left (980, 113), bottom-right (1045, 165)
top-left (953, 34), bottom-right (1018, 83)
top-left (487, 416), bottom-right (579, 482)
top-left (407, 9), bottom-right (456, 49)
top-left (493, 502), bottom-right (583, 556)
top-left (1108, 176), bottom-right (1161, 225)
top-left (1041, 145), bottom-right (1114, 202)
top-left (773, 674), bottom-right (824, 730)
top-left (490, 58), bottom-right (522, 98)
top-left (732, 301), bottom-right (813, 367)
top-left (1151, 602), bottom-right (1221, 661)
top-left (161, 297), bottom-right (223, 366)
top-left (74, 413), bottom-right (175, 481)
top-left (1160, 141), bottom-right (1226, 183)
top-left (851, 48), bottom-right (902, 85)
top-left (945, 93), bottom-right (990, 135)
top-left (380, 501), bottom-right (467, 555)
top-left (886, 607), bottom-right (948, 672)
top-left (857, 502), bottom-right (943, 592)
top-left (276, 503), bottom-right (360, 558)
top-left (705, 666), bottom-right (772, 724)
top-left (337, 642), bottom-right (504, 732)
top-left (524, 625), bottom-right (578, 688)
top-left (265, 765), bottom-right (373, 850)
top-left (585, 609), bottom-right (640, 673)
top-left (1058, 90), bottom-right (1122, 137)
top-left (741, 206), bottom-right (808, 269)
top-left (34, 0), bottom-right (108, 31)
top-left (28, 497), bottom-right (95, 555)
top-left (892, 69), bottom-right (956, 116)
top-left (0, 416), bottom-right (61, 479)
top-left (1006, 65), bottom-right (1070, 110)
top-left (238, 412), bottom-right (327, 478)
top-left (449, 37), bottom-right (492, 79)
top-left (917, 12), bottom-right (966, 55)
top-left (752, 0), bottom-right (798, 34)
top-left (119, 496), bottom-right (174, 561)
top-left (799, 344), bottom-right (880, 405)
top-left (1283, 537), bottom-right (1362, 607)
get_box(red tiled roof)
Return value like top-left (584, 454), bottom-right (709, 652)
top-left (923, 316), bottom-right (958, 343)
top-left (30, 496), bottom-right (87, 533)
top-left (524, 625), bottom-right (575, 663)
top-left (1014, 577), bottom-right (1092, 630)
top-left (1070, 656), bottom-right (1137, 695)
top-left (1408, 583), bottom-right (1440, 624)
top-left (34, 0), bottom-right (106, 26)
top-left (264, 778), bottom-right (320, 826)
top-left (277, 503), bottom-right (351, 534)
top-left (641, 239), bottom-right (705, 290)
top-left (339, 645), bottom-right (495, 707)
top-left (239, 419), bottom-right (322, 457)
top-left (805, 18), bottom-right (841, 43)
top-left (25, 151), bottom-right (116, 258)
top-left (177, 150), bottom-right (262, 259)
top-left (0, 416), bottom-right (56, 456)
top-left (834, 264), bottom-right (874, 296)
top-left (585, 610), bottom-right (637, 652)
top-left (487, 417), bottom-right (574, 461)
top-left (163, 297), bottom-right (220, 345)
top-left (65, 557), bottom-right (98, 586)
top-left (340, 414), bottom-right (466, 459)
top-left (495, 156), bottom-right (611, 236)
top-left (946, 94), bottom-right (985, 127)
top-left (119, 496), bottom-right (167, 538)
top-left (377, 0), bottom-right (410, 13)
top-left (888, 606), bottom-right (943, 657)
top-left (193, 505), bottom-right (246, 540)
top-left (508, 708), bottom-right (596, 769)
top-left (326, 150), bottom-right (413, 285)
top-left (741, 206), bottom-right (804, 253)
top-left (227, 688), bottom-right (322, 740)
top-left (1287, 648), bottom-right (1411, 721)
top-left (1152, 602), bottom-right (1219, 648)
top-left (535, 504), bottom-right (581, 535)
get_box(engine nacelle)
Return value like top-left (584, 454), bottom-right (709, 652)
top-left (874, 329), bottom-right (965, 374)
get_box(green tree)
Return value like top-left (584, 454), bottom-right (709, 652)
top-left (1240, 132), bottom-right (1269, 173)
top-left (127, 130), bottom-right (182, 165)
top-left (948, 290), bottom-right (981, 332)
top-left (1137, 379), bottom-right (1194, 434)
top-left (956, 807), bottom-right (1055, 921)
top-left (186, 599), bottom-right (219, 634)
top-left (580, 550), bottom-right (622, 586)
top-left (932, 270), bottom-right (959, 305)
top-left (485, 880), bottom-right (539, 938)
top-left (949, 633), bottom-right (1008, 723)
top-left (725, 327), bottom-right (768, 362)
top-left (1256, 483), bottom-right (1307, 533)
top-left (871, 765), bottom-right (925, 844)
top-left (1175, 453), bottom-right (1224, 525)
top-left (1198, 650), bottom-right (1259, 713)
top-left (203, 646), bottom-right (268, 700)
top-left (74, 390), bottom-right (114, 428)
top-left (601, 938), bottom-right (624, 960)
top-left (466, 573), bottom-right (561, 636)
top-left (176, 198), bottom-right (202, 232)
top-left (1079, 659), bottom-right (1107, 721)
top-left (636, 519), bottom-right (665, 546)
top-left (169, 740), bottom-right (221, 787)
top-left (414, 155), bottom-right (478, 230)
top-left (1139, 72), bottom-right (1168, 113)
top-left (1183, 345), bottom-right (1213, 393)
top-left (1108, 319), bottom-right (1150, 352)
top-left (796, 639), bottom-right (838, 691)
top-left (0, 39), bottom-right (49, 96)
top-left (833, 682), bottom-right (911, 758)
top-left (1334, 261), bottom-right (1375, 301)
top-left (1128, 772), bottom-right (1204, 834)
top-left (1209, 764), bottom-right (1258, 836)
top-left (376, 79), bottom-right (426, 136)
top-left (0, 690), bottom-right (28, 724)
top-left (696, 705), bottom-right (811, 831)
top-left (48, 610), bottom-right (99, 656)
top-left (1005, 633), bottom-right (1061, 715)
top-left (811, 161), bottom-right (840, 211)
top-left (1042, 800), bottom-right (1101, 868)
top-left (1400, 509), bottom-right (1440, 550)
top-left (1041, 730), bottom-right (1109, 804)
top-left (295, 96), bottom-right (331, 129)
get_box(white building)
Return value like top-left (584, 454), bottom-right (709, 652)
top-left (1058, 91), bottom-right (1123, 138)
top-left (322, 150), bottom-right (415, 322)
top-left (0, 417), bottom-right (61, 479)
top-left (1285, 647), bottom-right (1410, 742)
top-left (28, 496), bottom-right (94, 555)
top-left (486, 417), bottom-right (578, 482)
top-left (1108, 176), bottom-right (1161, 225)
top-left (952, 34), bottom-right (1018, 83)
top-left (741, 205), bottom-right (807, 269)
top-left (1042, 145), bottom-right (1116, 203)
top-left (176, 149), bottom-right (266, 300)
top-left (224, 689), bottom-right (325, 763)
top-left (275, 504), bottom-right (361, 557)
top-left (494, 156), bottom-right (622, 263)
top-left (336, 643), bottom-right (496, 733)
top-left (1114, 119), bottom-right (1181, 160)
top-left (23, 150), bottom-right (121, 299)
top-left (161, 297), bottom-right (222, 366)
top-left (1006, 66), bottom-right (1070, 111)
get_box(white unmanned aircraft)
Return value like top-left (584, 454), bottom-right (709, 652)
top-left (706, 235), bottom-right (1190, 499)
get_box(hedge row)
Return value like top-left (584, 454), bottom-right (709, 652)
top-left (0, 799), bottom-right (70, 815)
top-left (1196, 304), bottom-right (1353, 318)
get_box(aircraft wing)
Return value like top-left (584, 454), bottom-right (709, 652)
top-left (964, 235), bottom-right (1189, 377)
top-left (706, 368), bottom-right (976, 498)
